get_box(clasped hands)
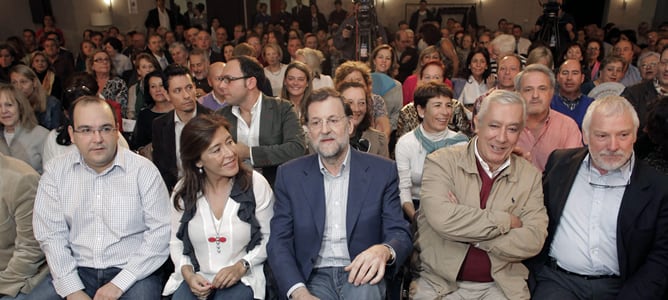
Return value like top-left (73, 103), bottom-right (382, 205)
top-left (183, 262), bottom-right (247, 298)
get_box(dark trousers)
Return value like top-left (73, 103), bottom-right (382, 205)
top-left (532, 264), bottom-right (622, 300)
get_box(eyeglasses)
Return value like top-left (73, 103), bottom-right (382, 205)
top-left (72, 125), bottom-right (117, 136)
top-left (640, 62), bottom-right (658, 69)
top-left (307, 115), bottom-right (347, 129)
top-left (94, 58), bottom-right (110, 63)
top-left (221, 75), bottom-right (251, 84)
top-left (587, 160), bottom-right (630, 189)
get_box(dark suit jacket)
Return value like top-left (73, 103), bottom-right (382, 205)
top-left (534, 148), bottom-right (668, 299)
top-left (144, 8), bottom-right (177, 31)
top-left (396, 46), bottom-right (418, 83)
top-left (622, 80), bottom-right (660, 158)
top-left (267, 150), bottom-right (413, 298)
top-left (151, 103), bottom-right (212, 192)
top-left (217, 94), bottom-right (305, 185)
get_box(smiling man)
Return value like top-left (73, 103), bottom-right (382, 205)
top-left (531, 95), bottom-right (668, 299)
top-left (414, 90), bottom-right (547, 300)
top-left (31, 96), bottom-right (170, 300)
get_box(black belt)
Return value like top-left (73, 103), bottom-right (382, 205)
top-left (547, 260), bottom-right (620, 280)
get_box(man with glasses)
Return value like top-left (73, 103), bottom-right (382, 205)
top-left (531, 95), bottom-right (668, 299)
top-left (31, 96), bottom-right (171, 300)
top-left (268, 87), bottom-right (412, 300)
top-left (217, 55), bottom-right (304, 185)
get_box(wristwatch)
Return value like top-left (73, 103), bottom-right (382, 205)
top-left (240, 259), bottom-right (250, 272)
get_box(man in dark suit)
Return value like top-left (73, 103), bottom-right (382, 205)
top-left (152, 65), bottom-right (211, 192)
top-left (217, 55), bottom-right (305, 185)
top-left (144, 0), bottom-right (177, 32)
top-left (531, 95), bottom-right (668, 299)
top-left (267, 88), bottom-right (412, 300)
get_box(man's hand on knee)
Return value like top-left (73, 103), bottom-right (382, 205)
top-left (93, 282), bottom-right (122, 300)
top-left (291, 286), bottom-right (320, 300)
top-left (345, 244), bottom-right (392, 286)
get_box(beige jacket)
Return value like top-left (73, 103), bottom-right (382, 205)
top-left (416, 140), bottom-right (548, 299)
top-left (0, 153), bottom-right (48, 296)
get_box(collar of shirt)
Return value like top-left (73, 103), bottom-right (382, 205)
top-left (583, 152), bottom-right (635, 183)
top-left (231, 93), bottom-right (263, 125)
top-left (558, 93), bottom-right (583, 110)
top-left (319, 145), bottom-right (352, 178)
top-left (173, 107), bottom-right (197, 125)
top-left (473, 137), bottom-right (510, 178)
top-left (211, 92), bottom-right (225, 105)
top-left (654, 79), bottom-right (668, 96)
top-left (73, 145), bottom-right (126, 175)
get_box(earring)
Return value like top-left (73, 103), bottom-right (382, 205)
top-left (198, 167), bottom-right (204, 174)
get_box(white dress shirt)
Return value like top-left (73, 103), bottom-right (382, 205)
top-left (174, 109), bottom-right (197, 177)
top-left (33, 148), bottom-right (171, 297)
top-left (232, 94), bottom-right (262, 166)
top-left (550, 154), bottom-right (634, 276)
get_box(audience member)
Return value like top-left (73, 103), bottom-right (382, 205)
top-left (30, 51), bottom-right (63, 99)
top-left (88, 49), bottom-right (129, 118)
top-left (197, 62), bottom-right (228, 111)
top-left (131, 70), bottom-right (173, 157)
top-left (10, 65), bottom-right (63, 130)
top-left (339, 81), bottom-right (390, 157)
top-left (551, 59), bottom-right (594, 128)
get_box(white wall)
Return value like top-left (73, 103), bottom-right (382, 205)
top-left (605, 0), bottom-right (657, 29)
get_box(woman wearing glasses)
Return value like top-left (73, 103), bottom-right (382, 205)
top-left (87, 49), bottom-right (129, 118)
top-left (395, 81), bottom-right (468, 221)
top-left (338, 81), bottom-right (389, 158)
top-left (0, 84), bottom-right (49, 173)
top-left (164, 114), bottom-right (273, 300)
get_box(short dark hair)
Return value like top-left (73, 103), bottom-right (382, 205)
top-left (62, 72), bottom-right (99, 112)
top-left (103, 37), bottom-right (123, 52)
top-left (162, 64), bottom-right (192, 90)
top-left (413, 81), bottom-right (454, 113)
top-left (303, 87), bottom-right (349, 123)
top-left (90, 31), bottom-right (104, 40)
top-left (230, 55), bottom-right (266, 86)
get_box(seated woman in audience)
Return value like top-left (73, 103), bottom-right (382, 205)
top-left (395, 81), bottom-right (468, 221)
top-left (280, 61), bottom-right (312, 120)
top-left (127, 53), bottom-right (160, 120)
top-left (221, 42), bottom-right (235, 63)
top-left (0, 43), bottom-right (19, 83)
top-left (402, 45), bottom-right (453, 105)
top-left (35, 15), bottom-right (65, 46)
top-left (369, 44), bottom-right (403, 145)
top-left (584, 39), bottom-right (604, 81)
top-left (10, 64), bottom-right (63, 130)
top-left (164, 114), bottom-right (273, 300)
top-left (397, 61), bottom-right (470, 138)
top-left (334, 60), bottom-right (391, 138)
top-left (30, 51), bottom-right (63, 98)
top-left (42, 72), bottom-right (129, 166)
top-left (526, 46), bottom-right (554, 69)
top-left (644, 96), bottom-right (668, 175)
top-left (580, 55), bottom-right (626, 96)
top-left (103, 37), bottom-right (133, 77)
top-left (560, 42), bottom-right (585, 67)
top-left (457, 47), bottom-right (491, 108)
top-left (0, 84), bottom-right (49, 173)
top-left (263, 43), bottom-right (288, 97)
top-left (339, 81), bottom-right (389, 157)
top-left (131, 70), bottom-right (173, 154)
top-left (295, 47), bottom-right (333, 90)
top-left (87, 49), bottom-right (129, 118)
top-left (75, 40), bottom-right (96, 72)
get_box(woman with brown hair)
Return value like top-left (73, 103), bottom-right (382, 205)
top-left (87, 49), bottom-right (129, 118)
top-left (280, 61), bottom-right (312, 120)
top-left (30, 51), bottom-right (63, 98)
top-left (164, 114), bottom-right (273, 300)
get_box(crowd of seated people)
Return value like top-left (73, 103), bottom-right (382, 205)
top-left (1, 0), bottom-right (668, 299)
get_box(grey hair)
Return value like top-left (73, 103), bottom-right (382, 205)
top-left (581, 95), bottom-right (639, 138)
top-left (477, 89), bottom-right (527, 128)
top-left (637, 51), bottom-right (660, 65)
top-left (295, 47), bottom-right (325, 75)
top-left (490, 34), bottom-right (516, 56)
top-left (514, 63), bottom-right (556, 91)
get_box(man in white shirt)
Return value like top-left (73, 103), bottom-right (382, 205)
top-left (30, 96), bottom-right (171, 300)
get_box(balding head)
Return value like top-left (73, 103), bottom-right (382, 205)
top-left (208, 62), bottom-right (227, 99)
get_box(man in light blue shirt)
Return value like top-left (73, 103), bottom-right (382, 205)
top-left (30, 96), bottom-right (171, 300)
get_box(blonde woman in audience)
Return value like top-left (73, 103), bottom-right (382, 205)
top-left (263, 43), bottom-right (288, 97)
top-left (295, 47), bottom-right (333, 90)
top-left (30, 51), bottom-right (62, 98)
top-left (10, 64), bottom-right (63, 130)
top-left (280, 61), bottom-right (312, 120)
top-left (0, 84), bottom-right (48, 173)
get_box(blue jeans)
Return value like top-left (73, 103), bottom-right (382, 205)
top-left (26, 267), bottom-right (162, 300)
top-left (306, 267), bottom-right (386, 300)
top-left (172, 280), bottom-right (254, 300)
top-left (0, 293), bottom-right (27, 300)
